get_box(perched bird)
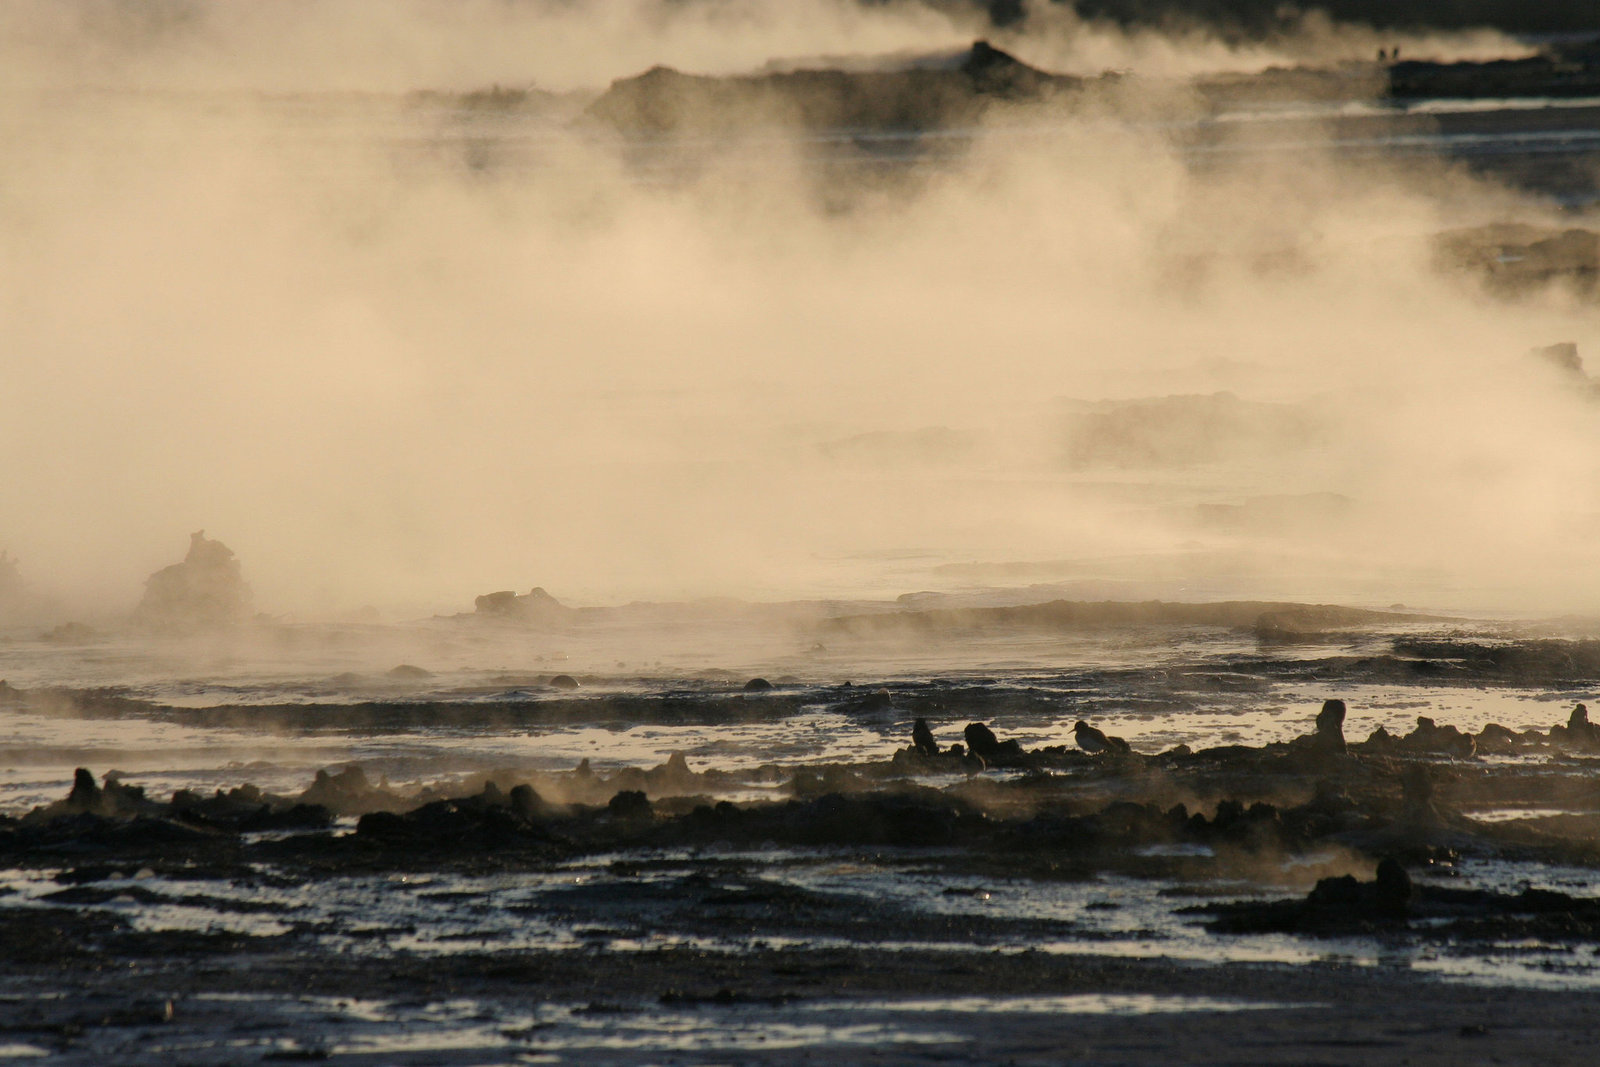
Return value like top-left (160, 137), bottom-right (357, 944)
top-left (912, 717), bottom-right (940, 757)
top-left (1074, 720), bottom-right (1130, 755)
top-left (964, 721), bottom-right (1002, 761)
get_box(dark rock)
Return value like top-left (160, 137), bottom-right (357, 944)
top-left (68, 767), bottom-right (102, 813)
top-left (297, 765), bottom-right (406, 816)
top-left (647, 752), bottom-right (698, 793)
top-left (355, 793), bottom-right (545, 848)
top-left (1551, 702), bottom-right (1600, 752)
top-left (168, 782), bottom-right (332, 832)
top-left (509, 784), bottom-right (544, 820)
top-left (584, 40), bottom-right (1084, 135)
top-left (742, 677), bottom-right (773, 692)
top-left (25, 769), bottom-right (164, 823)
top-left (608, 790), bottom-right (654, 820)
top-left (840, 688), bottom-right (894, 714)
top-left (912, 717), bottom-right (940, 757)
top-left (1361, 724), bottom-right (1396, 752)
top-left (1196, 863), bottom-right (1600, 939)
top-left (1474, 722), bottom-right (1523, 754)
top-left (1313, 698), bottom-right (1347, 755)
top-left (239, 803), bottom-right (333, 833)
top-left (1374, 856), bottom-right (1414, 910)
top-left (1399, 716), bottom-right (1477, 758)
top-left (549, 674), bottom-right (580, 690)
top-left (354, 810), bottom-right (410, 839)
top-left (474, 587), bottom-right (571, 624)
top-left (132, 531), bottom-right (253, 632)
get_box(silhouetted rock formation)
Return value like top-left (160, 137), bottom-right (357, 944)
top-left (298, 765), bottom-right (408, 816)
top-left (1306, 856), bottom-right (1414, 918)
top-left (474, 586), bottom-right (572, 624)
top-left (356, 780), bottom-right (552, 847)
top-left (1312, 698), bottom-right (1347, 756)
top-left (1551, 702), bottom-right (1600, 753)
top-left (912, 717), bottom-right (940, 757)
top-left (1402, 716), bottom-right (1478, 759)
top-left (1363, 716), bottom-right (1477, 759)
top-left (24, 768), bottom-right (177, 825)
top-left (1197, 861), bottom-right (1600, 939)
top-left (584, 40), bottom-right (1084, 134)
top-left (132, 531), bottom-right (252, 632)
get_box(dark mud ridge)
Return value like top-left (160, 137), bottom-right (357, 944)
top-left (584, 40), bottom-right (1088, 133)
top-left (1194, 857), bottom-right (1600, 940)
top-left (581, 34), bottom-right (1600, 140)
top-left (0, 678), bottom-right (817, 731)
top-left (8, 695), bottom-right (1600, 879)
top-left (1070, 0), bottom-right (1600, 36)
top-left (828, 598), bottom-right (1445, 641)
top-left (8, 698), bottom-right (1600, 1062)
top-left (1388, 37), bottom-right (1600, 99)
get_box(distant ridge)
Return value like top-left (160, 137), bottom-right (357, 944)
top-left (1064, 0), bottom-right (1599, 34)
top-left (826, 599), bottom-right (1450, 637)
top-left (584, 40), bottom-right (1085, 133)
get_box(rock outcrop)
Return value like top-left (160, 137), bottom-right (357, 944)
top-left (584, 40), bottom-right (1084, 134)
top-left (473, 587), bottom-right (572, 624)
top-left (132, 531), bottom-right (252, 632)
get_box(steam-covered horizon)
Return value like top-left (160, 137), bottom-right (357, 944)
top-left (0, 0), bottom-right (1543, 95)
top-left (3, 1), bottom-right (1599, 624)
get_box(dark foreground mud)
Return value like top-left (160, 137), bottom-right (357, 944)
top-left (6, 676), bottom-right (1600, 1062)
top-left (5, 936), bottom-right (1600, 1065)
top-left (9, 619), bottom-right (1600, 1063)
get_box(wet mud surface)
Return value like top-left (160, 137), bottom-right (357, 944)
top-left (6, 619), bottom-right (1600, 1062)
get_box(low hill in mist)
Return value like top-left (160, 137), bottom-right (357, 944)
top-left (586, 39), bottom-right (1082, 133)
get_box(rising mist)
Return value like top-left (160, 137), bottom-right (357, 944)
top-left (1, 0), bottom-right (1597, 621)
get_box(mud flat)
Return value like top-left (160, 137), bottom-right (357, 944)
top-left (8, 608), bottom-right (1600, 1066)
top-left (6, 662), bottom-right (1600, 1062)
top-left (3, 937), bottom-right (1600, 1065)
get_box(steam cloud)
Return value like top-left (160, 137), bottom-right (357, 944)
top-left (1, 1), bottom-right (1596, 620)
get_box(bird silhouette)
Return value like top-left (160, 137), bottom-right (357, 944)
top-left (1074, 720), bottom-right (1130, 755)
